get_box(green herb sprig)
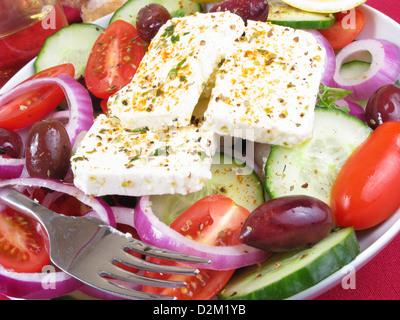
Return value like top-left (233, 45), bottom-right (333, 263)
top-left (316, 83), bottom-right (353, 113)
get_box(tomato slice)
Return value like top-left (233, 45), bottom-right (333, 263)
top-left (319, 9), bottom-right (366, 50)
top-left (0, 63), bottom-right (75, 130)
top-left (142, 195), bottom-right (251, 300)
top-left (0, 207), bottom-right (50, 273)
top-left (23, 63), bottom-right (75, 82)
top-left (85, 20), bottom-right (144, 99)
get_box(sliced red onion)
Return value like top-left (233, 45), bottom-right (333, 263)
top-left (48, 110), bottom-right (70, 122)
top-left (83, 206), bottom-right (135, 228)
top-left (0, 74), bottom-right (94, 147)
top-left (333, 39), bottom-right (400, 101)
top-left (134, 196), bottom-right (270, 271)
top-left (306, 29), bottom-right (336, 87)
top-left (0, 264), bottom-right (83, 300)
top-left (0, 177), bottom-right (116, 299)
top-left (112, 206), bottom-right (135, 227)
top-left (335, 99), bottom-right (366, 122)
top-left (0, 157), bottom-right (25, 179)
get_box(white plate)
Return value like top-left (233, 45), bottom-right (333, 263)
top-left (1, 4), bottom-right (400, 300)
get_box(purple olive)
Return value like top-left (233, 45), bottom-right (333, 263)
top-left (209, 0), bottom-right (270, 24)
top-left (25, 119), bottom-right (71, 179)
top-left (239, 195), bottom-right (333, 252)
top-left (136, 4), bottom-right (172, 43)
top-left (365, 84), bottom-right (400, 129)
top-left (0, 128), bottom-right (23, 158)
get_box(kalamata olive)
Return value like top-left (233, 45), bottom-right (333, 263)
top-left (0, 128), bottom-right (23, 158)
top-left (136, 4), bottom-right (172, 43)
top-left (25, 119), bottom-right (71, 179)
top-left (239, 195), bottom-right (333, 252)
top-left (209, 0), bottom-right (269, 24)
top-left (365, 84), bottom-right (400, 129)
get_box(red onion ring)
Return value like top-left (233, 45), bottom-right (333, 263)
top-left (134, 196), bottom-right (270, 271)
top-left (333, 39), bottom-right (400, 101)
top-left (306, 29), bottom-right (336, 87)
top-left (0, 74), bottom-right (94, 147)
top-left (0, 157), bottom-right (25, 180)
top-left (112, 206), bottom-right (135, 227)
top-left (0, 264), bottom-right (83, 300)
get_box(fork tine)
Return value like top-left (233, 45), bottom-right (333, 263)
top-left (115, 249), bottom-right (201, 275)
top-left (100, 264), bottom-right (187, 288)
top-left (124, 238), bottom-right (211, 265)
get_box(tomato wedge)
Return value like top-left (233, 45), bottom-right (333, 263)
top-left (0, 207), bottom-right (50, 273)
top-left (85, 20), bottom-right (144, 99)
top-left (319, 9), bottom-right (366, 50)
top-left (331, 121), bottom-right (400, 230)
top-left (142, 195), bottom-right (251, 300)
top-left (0, 63), bottom-right (75, 130)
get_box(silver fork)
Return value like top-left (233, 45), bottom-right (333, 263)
top-left (0, 187), bottom-right (210, 300)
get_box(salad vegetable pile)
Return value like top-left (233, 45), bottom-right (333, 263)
top-left (1, 0), bottom-right (400, 300)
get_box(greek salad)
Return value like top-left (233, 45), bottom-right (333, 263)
top-left (1, 0), bottom-right (400, 300)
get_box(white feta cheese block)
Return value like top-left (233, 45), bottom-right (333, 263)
top-left (203, 21), bottom-right (326, 147)
top-left (71, 114), bottom-right (218, 197)
top-left (107, 12), bottom-right (245, 130)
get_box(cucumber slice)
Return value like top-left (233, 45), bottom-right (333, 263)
top-left (267, 0), bottom-right (335, 29)
top-left (34, 23), bottom-right (104, 79)
top-left (150, 153), bottom-right (265, 225)
top-left (265, 107), bottom-right (372, 205)
top-left (339, 60), bottom-right (371, 79)
top-left (109, 0), bottom-right (202, 26)
top-left (218, 227), bottom-right (360, 300)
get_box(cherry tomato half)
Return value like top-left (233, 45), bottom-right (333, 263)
top-left (319, 9), bottom-right (366, 50)
top-left (331, 121), bottom-right (400, 230)
top-left (0, 64), bottom-right (75, 130)
top-left (142, 195), bottom-right (251, 300)
top-left (0, 207), bottom-right (50, 273)
top-left (85, 20), bottom-right (144, 99)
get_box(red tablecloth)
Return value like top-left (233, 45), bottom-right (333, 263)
top-left (315, 0), bottom-right (400, 300)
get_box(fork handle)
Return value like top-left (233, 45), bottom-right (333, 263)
top-left (0, 187), bottom-right (56, 232)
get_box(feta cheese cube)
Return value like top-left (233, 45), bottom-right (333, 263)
top-left (71, 115), bottom-right (218, 197)
top-left (107, 12), bottom-right (245, 130)
top-left (203, 21), bottom-right (326, 147)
